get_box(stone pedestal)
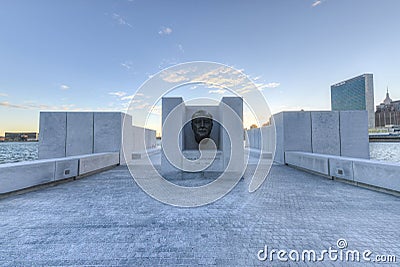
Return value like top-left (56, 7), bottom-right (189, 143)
top-left (161, 97), bottom-right (243, 175)
top-left (182, 150), bottom-right (223, 172)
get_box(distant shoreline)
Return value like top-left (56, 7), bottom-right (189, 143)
top-left (0, 140), bottom-right (38, 143)
top-left (369, 136), bottom-right (400, 142)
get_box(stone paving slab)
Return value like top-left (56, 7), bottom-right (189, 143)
top-left (0, 162), bottom-right (399, 266)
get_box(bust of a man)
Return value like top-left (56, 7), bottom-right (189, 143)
top-left (191, 110), bottom-right (213, 144)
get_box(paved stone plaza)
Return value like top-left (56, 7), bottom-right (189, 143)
top-left (0, 160), bottom-right (399, 266)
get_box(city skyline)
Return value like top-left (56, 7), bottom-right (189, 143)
top-left (1, 0), bottom-right (400, 136)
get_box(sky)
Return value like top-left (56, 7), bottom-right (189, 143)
top-left (1, 0), bottom-right (400, 136)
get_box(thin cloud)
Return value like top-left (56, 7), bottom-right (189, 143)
top-left (158, 26), bottom-right (172, 35)
top-left (0, 101), bottom-right (26, 109)
top-left (121, 61), bottom-right (133, 70)
top-left (127, 92), bottom-right (145, 98)
top-left (133, 103), bottom-right (151, 110)
top-left (160, 65), bottom-right (279, 95)
top-left (0, 93), bottom-right (8, 97)
top-left (312, 0), bottom-right (323, 7)
top-left (121, 94), bottom-right (135, 101)
top-left (273, 105), bottom-right (315, 113)
top-left (146, 73), bottom-right (155, 79)
top-left (159, 58), bottom-right (179, 69)
top-left (60, 84), bottom-right (70, 90)
top-left (259, 82), bottom-right (280, 90)
top-left (238, 89), bottom-right (251, 94)
top-left (0, 101), bottom-right (75, 110)
top-left (112, 13), bottom-right (133, 28)
top-left (109, 91), bottom-right (146, 107)
top-left (178, 44), bottom-right (184, 53)
top-left (160, 68), bottom-right (191, 83)
top-left (109, 91), bottom-right (127, 97)
top-left (209, 89), bottom-right (226, 95)
top-left (59, 104), bottom-right (76, 110)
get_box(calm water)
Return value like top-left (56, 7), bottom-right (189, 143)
top-left (369, 142), bottom-right (400, 163)
top-left (0, 141), bottom-right (399, 164)
top-left (0, 142), bottom-right (38, 164)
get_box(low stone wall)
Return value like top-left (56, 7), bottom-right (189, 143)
top-left (0, 152), bottom-right (119, 195)
top-left (352, 159), bottom-right (400, 192)
top-left (285, 151), bottom-right (400, 194)
top-left (132, 126), bottom-right (157, 152)
top-left (245, 125), bottom-right (275, 153)
top-left (285, 151), bottom-right (330, 175)
top-left (246, 111), bottom-right (370, 163)
top-left (73, 153), bottom-right (120, 175)
top-left (38, 112), bottom-right (157, 165)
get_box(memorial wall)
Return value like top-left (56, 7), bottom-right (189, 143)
top-left (246, 110), bottom-right (370, 163)
top-left (161, 97), bottom-right (244, 175)
top-left (38, 111), bottom-right (156, 165)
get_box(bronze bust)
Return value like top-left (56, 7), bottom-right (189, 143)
top-left (191, 110), bottom-right (213, 144)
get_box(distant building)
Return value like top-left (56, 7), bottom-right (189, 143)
top-left (4, 132), bottom-right (38, 142)
top-left (375, 88), bottom-right (400, 127)
top-left (331, 74), bottom-right (375, 128)
top-left (0, 136), bottom-right (4, 142)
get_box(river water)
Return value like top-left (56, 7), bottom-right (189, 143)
top-left (0, 142), bottom-right (39, 164)
top-left (0, 142), bottom-right (399, 164)
top-left (369, 142), bottom-right (400, 163)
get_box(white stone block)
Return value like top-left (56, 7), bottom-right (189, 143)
top-left (66, 112), bottom-right (94, 156)
top-left (147, 129), bottom-right (156, 148)
top-left (0, 160), bottom-right (55, 194)
top-left (78, 152), bottom-right (120, 175)
top-left (261, 125), bottom-right (274, 153)
top-left (272, 113), bottom-right (284, 164)
top-left (244, 130), bottom-right (249, 147)
top-left (254, 128), bottom-right (261, 149)
top-left (246, 129), bottom-right (253, 148)
top-left (339, 111), bottom-right (369, 159)
top-left (120, 114), bottom-right (133, 165)
top-left (272, 112), bottom-right (312, 164)
top-left (132, 126), bottom-right (156, 152)
top-left (161, 97), bottom-right (184, 174)
top-left (94, 112), bottom-right (123, 153)
top-left (220, 97), bottom-right (244, 172)
top-left (132, 126), bottom-right (145, 152)
top-left (329, 156), bottom-right (354, 181)
top-left (182, 150), bottom-right (223, 172)
top-left (38, 112), bottom-right (67, 159)
top-left (311, 111), bottom-right (340, 156)
top-left (283, 112), bottom-right (312, 152)
top-left (161, 97), bottom-right (243, 174)
top-left (353, 159), bottom-right (400, 192)
top-left (285, 151), bottom-right (329, 175)
top-left (55, 158), bottom-right (79, 181)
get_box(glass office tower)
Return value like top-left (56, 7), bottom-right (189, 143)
top-left (331, 74), bottom-right (375, 128)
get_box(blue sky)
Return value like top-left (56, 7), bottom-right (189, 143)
top-left (1, 0), bottom-right (400, 135)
